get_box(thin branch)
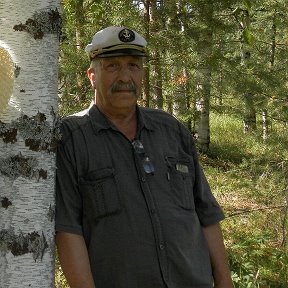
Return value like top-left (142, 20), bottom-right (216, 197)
top-left (226, 204), bottom-right (287, 218)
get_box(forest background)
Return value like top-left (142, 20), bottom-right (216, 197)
top-left (56, 0), bottom-right (288, 287)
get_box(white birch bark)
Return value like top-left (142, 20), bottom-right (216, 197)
top-left (194, 36), bottom-right (212, 152)
top-left (262, 109), bottom-right (268, 142)
top-left (195, 66), bottom-right (211, 153)
top-left (194, 4), bottom-right (213, 153)
top-left (0, 1), bottom-right (60, 287)
top-left (238, 9), bottom-right (256, 134)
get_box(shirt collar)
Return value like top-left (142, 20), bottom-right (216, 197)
top-left (87, 104), bottom-right (155, 135)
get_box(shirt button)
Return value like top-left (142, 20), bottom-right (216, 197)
top-left (141, 177), bottom-right (146, 182)
top-left (159, 243), bottom-right (165, 250)
top-left (150, 209), bottom-right (156, 215)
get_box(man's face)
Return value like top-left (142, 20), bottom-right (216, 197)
top-left (89, 55), bottom-right (144, 115)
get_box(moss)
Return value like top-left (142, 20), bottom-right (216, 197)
top-left (0, 110), bottom-right (61, 152)
top-left (0, 229), bottom-right (48, 261)
top-left (0, 121), bottom-right (17, 144)
top-left (13, 8), bottom-right (62, 40)
top-left (0, 154), bottom-right (47, 181)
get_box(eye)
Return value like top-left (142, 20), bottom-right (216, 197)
top-left (128, 62), bottom-right (141, 71)
top-left (104, 63), bottom-right (120, 72)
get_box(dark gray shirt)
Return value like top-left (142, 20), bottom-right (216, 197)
top-left (56, 105), bottom-right (225, 288)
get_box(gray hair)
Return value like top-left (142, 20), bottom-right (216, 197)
top-left (90, 58), bottom-right (101, 69)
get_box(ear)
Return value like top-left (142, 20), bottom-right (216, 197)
top-left (87, 67), bottom-right (96, 88)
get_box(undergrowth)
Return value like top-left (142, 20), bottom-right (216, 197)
top-left (55, 112), bottom-right (288, 287)
top-left (203, 112), bottom-right (288, 287)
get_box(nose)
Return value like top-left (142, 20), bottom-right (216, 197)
top-left (117, 65), bottom-right (133, 82)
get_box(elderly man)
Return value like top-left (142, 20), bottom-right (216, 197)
top-left (55, 26), bottom-right (233, 288)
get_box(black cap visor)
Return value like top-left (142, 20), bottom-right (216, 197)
top-left (94, 48), bottom-right (147, 59)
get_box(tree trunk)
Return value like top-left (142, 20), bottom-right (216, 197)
top-left (270, 15), bottom-right (276, 68)
top-left (0, 1), bottom-right (61, 287)
top-left (243, 92), bottom-right (256, 133)
top-left (154, 52), bottom-right (164, 109)
top-left (142, 0), bottom-right (151, 107)
top-left (262, 109), bottom-right (268, 142)
top-left (150, 1), bottom-right (163, 110)
top-left (261, 15), bottom-right (277, 140)
top-left (194, 4), bottom-right (213, 153)
top-left (195, 66), bottom-right (211, 153)
top-left (75, 0), bottom-right (85, 102)
top-left (237, 9), bottom-right (256, 134)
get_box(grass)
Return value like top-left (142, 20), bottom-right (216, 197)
top-left (55, 111), bottom-right (288, 287)
top-left (202, 112), bottom-right (288, 287)
top-left (55, 252), bottom-right (69, 288)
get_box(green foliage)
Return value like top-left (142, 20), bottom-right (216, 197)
top-left (59, 0), bottom-right (146, 116)
top-left (54, 111), bottom-right (288, 287)
top-left (202, 112), bottom-right (288, 287)
top-left (243, 0), bottom-right (252, 10)
top-left (243, 28), bottom-right (254, 45)
top-left (56, 0), bottom-right (288, 286)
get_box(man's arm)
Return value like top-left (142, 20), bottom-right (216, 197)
top-left (56, 232), bottom-right (96, 288)
top-left (202, 223), bottom-right (233, 288)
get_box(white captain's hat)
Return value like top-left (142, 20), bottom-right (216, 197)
top-left (85, 26), bottom-right (147, 59)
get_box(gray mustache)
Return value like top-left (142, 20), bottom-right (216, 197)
top-left (111, 83), bottom-right (136, 93)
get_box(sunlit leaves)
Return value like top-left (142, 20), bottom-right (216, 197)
top-left (243, 28), bottom-right (254, 45)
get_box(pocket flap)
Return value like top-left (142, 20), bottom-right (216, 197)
top-left (80, 167), bottom-right (114, 183)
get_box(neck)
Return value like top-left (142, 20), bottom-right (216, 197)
top-left (96, 103), bottom-right (138, 141)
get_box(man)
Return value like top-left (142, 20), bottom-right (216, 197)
top-left (55, 26), bottom-right (233, 288)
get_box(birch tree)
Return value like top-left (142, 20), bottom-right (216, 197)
top-left (236, 5), bottom-right (257, 133)
top-left (192, 2), bottom-right (213, 153)
top-left (0, 1), bottom-right (61, 287)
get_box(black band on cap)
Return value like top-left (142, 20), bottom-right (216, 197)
top-left (96, 48), bottom-right (146, 58)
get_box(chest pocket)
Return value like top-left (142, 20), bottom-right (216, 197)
top-left (165, 156), bottom-right (195, 210)
top-left (79, 167), bottom-right (121, 220)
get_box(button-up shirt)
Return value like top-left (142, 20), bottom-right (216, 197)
top-left (56, 105), bottom-right (225, 288)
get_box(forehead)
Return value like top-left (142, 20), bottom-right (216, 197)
top-left (100, 55), bottom-right (143, 63)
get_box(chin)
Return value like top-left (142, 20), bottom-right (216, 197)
top-left (113, 99), bottom-right (137, 109)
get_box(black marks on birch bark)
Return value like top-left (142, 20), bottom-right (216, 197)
top-left (1, 197), bottom-right (12, 209)
top-left (0, 229), bottom-right (48, 261)
top-left (13, 8), bottom-right (62, 40)
top-left (0, 121), bottom-right (17, 144)
top-left (14, 64), bottom-right (21, 78)
top-left (47, 204), bottom-right (55, 222)
top-left (0, 111), bottom-right (61, 152)
top-left (19, 112), bottom-right (60, 152)
top-left (0, 154), bottom-right (47, 181)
